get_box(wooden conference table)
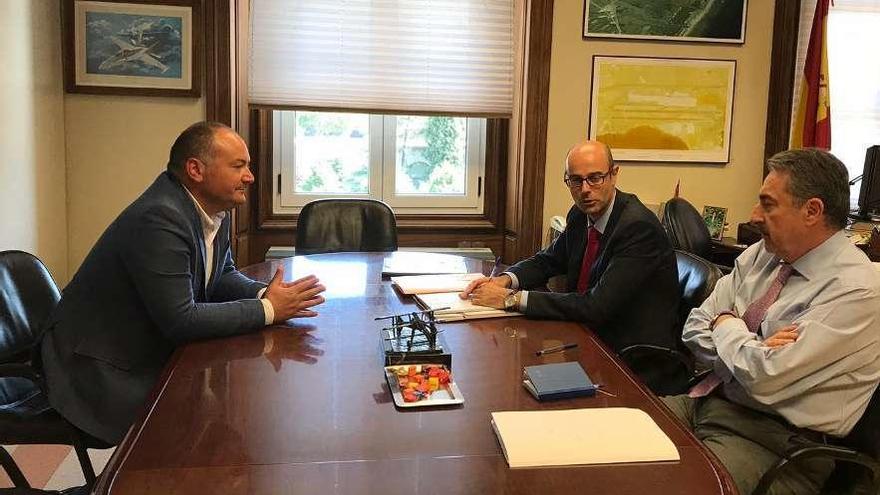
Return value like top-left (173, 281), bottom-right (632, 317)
top-left (95, 252), bottom-right (735, 495)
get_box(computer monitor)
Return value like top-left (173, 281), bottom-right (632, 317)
top-left (856, 145), bottom-right (880, 220)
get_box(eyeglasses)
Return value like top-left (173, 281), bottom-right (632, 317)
top-left (564, 167), bottom-right (616, 189)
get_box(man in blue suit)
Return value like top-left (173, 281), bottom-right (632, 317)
top-left (40, 121), bottom-right (326, 444)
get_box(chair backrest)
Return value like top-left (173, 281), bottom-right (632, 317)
top-left (675, 250), bottom-right (722, 327)
top-left (0, 251), bottom-right (60, 360)
top-left (295, 199), bottom-right (398, 256)
top-left (843, 384), bottom-right (880, 459)
top-left (663, 198), bottom-right (712, 259)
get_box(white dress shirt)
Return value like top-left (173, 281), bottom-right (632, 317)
top-left (183, 187), bottom-right (274, 325)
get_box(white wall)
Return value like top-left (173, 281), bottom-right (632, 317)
top-left (543, 1), bottom-right (776, 236)
top-left (0, 0), bottom-right (69, 283)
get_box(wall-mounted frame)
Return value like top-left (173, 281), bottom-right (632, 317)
top-left (583, 0), bottom-right (747, 43)
top-left (589, 56), bottom-right (736, 163)
top-left (62, 0), bottom-right (201, 97)
top-left (702, 205), bottom-right (728, 241)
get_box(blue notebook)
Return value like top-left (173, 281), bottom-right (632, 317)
top-left (523, 361), bottom-right (597, 400)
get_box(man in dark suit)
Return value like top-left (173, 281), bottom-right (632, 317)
top-left (461, 140), bottom-right (679, 354)
top-left (40, 121), bottom-right (326, 445)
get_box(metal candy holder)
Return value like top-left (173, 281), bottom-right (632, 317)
top-left (377, 309), bottom-right (452, 368)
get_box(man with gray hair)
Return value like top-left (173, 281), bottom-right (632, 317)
top-left (663, 148), bottom-right (880, 494)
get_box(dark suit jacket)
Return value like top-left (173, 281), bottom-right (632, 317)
top-left (41, 172), bottom-right (267, 444)
top-left (508, 190), bottom-right (679, 353)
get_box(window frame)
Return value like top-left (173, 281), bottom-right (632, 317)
top-left (271, 110), bottom-right (486, 215)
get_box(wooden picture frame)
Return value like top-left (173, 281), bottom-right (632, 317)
top-left (589, 56), bottom-right (736, 163)
top-left (583, 0), bottom-right (747, 44)
top-left (62, 0), bottom-right (201, 97)
top-left (702, 205), bottom-right (728, 241)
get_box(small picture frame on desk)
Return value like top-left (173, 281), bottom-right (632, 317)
top-left (702, 205), bottom-right (728, 241)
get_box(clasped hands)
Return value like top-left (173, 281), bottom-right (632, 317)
top-left (712, 313), bottom-right (799, 349)
top-left (263, 266), bottom-right (326, 323)
top-left (458, 274), bottom-right (514, 309)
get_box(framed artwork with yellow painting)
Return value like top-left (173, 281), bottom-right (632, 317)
top-left (589, 56), bottom-right (736, 163)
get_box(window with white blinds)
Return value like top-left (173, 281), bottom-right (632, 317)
top-left (792, 0), bottom-right (880, 207)
top-left (249, 0), bottom-right (515, 117)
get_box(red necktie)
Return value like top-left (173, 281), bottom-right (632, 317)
top-left (688, 263), bottom-right (795, 398)
top-left (576, 226), bottom-right (601, 294)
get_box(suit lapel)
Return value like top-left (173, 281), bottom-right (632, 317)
top-left (166, 172), bottom-right (209, 301)
top-left (588, 190), bottom-right (627, 289)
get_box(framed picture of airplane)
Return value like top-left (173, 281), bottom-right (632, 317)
top-left (62, 0), bottom-right (200, 97)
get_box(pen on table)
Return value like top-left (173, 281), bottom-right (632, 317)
top-left (488, 255), bottom-right (503, 278)
top-left (535, 343), bottom-right (578, 356)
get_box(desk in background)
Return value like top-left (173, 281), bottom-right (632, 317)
top-left (709, 237), bottom-right (749, 267)
top-left (95, 253), bottom-right (735, 495)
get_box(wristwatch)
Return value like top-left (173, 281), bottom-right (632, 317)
top-left (503, 290), bottom-right (521, 311)
top-left (710, 311), bottom-right (737, 330)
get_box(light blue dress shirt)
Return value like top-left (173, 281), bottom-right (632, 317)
top-left (684, 231), bottom-right (880, 436)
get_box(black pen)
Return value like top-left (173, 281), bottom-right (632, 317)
top-left (535, 343), bottom-right (578, 356)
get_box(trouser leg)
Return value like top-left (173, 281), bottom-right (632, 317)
top-left (694, 396), bottom-right (833, 495)
top-left (662, 394), bottom-right (834, 495)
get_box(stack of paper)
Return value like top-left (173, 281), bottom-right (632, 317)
top-left (490, 408), bottom-right (679, 468)
top-left (415, 291), bottom-right (522, 322)
top-left (381, 252), bottom-right (469, 277)
top-left (391, 273), bottom-right (484, 295)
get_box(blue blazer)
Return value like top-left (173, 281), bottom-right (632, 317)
top-left (508, 190), bottom-right (680, 353)
top-left (41, 171), bottom-right (267, 444)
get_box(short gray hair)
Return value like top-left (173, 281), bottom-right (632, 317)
top-left (766, 148), bottom-right (849, 229)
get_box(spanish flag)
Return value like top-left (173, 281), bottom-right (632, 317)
top-left (791, 0), bottom-right (832, 149)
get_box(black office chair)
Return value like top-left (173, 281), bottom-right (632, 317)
top-left (753, 387), bottom-right (880, 495)
top-left (662, 197), bottom-right (734, 273)
top-left (0, 250), bottom-right (110, 491)
top-left (295, 199), bottom-right (398, 256)
top-left (662, 197), bottom-right (713, 259)
top-left (620, 250), bottom-right (723, 396)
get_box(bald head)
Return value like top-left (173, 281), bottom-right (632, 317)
top-left (563, 140), bottom-right (618, 219)
top-left (565, 140), bottom-right (614, 173)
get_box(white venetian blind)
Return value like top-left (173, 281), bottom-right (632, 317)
top-left (248, 0), bottom-right (515, 117)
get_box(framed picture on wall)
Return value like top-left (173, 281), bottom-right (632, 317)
top-left (588, 56), bottom-right (736, 163)
top-left (582, 0), bottom-right (747, 43)
top-left (62, 0), bottom-right (201, 97)
top-left (702, 205), bottom-right (728, 241)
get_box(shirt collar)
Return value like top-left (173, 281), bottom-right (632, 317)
top-left (788, 230), bottom-right (849, 281)
top-left (182, 186), bottom-right (226, 233)
top-left (589, 190), bottom-right (616, 234)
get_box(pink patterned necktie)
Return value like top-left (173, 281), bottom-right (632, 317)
top-left (688, 263), bottom-right (794, 398)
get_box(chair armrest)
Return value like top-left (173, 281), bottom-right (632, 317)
top-left (0, 362), bottom-right (45, 391)
top-left (619, 344), bottom-right (697, 396)
top-left (686, 368), bottom-right (713, 389)
top-left (752, 443), bottom-right (880, 495)
top-left (619, 344), bottom-right (694, 372)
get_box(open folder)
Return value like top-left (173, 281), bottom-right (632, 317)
top-left (490, 408), bottom-right (679, 468)
top-left (415, 291), bottom-right (522, 322)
